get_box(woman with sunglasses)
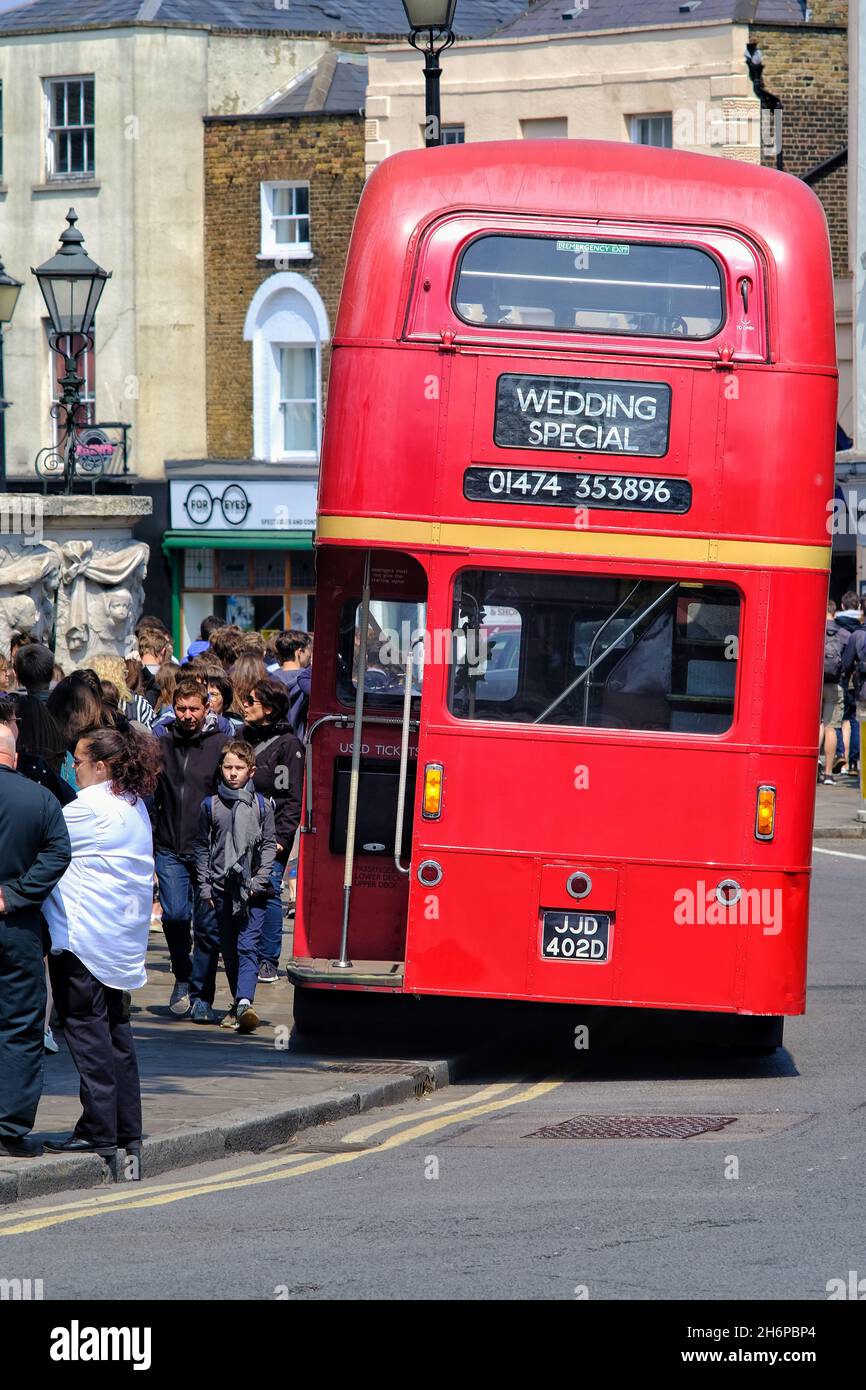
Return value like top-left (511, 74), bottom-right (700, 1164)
top-left (240, 678), bottom-right (303, 983)
top-left (41, 725), bottom-right (162, 1169)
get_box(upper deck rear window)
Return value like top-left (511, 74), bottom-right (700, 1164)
top-left (453, 235), bottom-right (724, 340)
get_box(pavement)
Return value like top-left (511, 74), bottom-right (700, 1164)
top-left (0, 914), bottom-right (462, 1206)
top-left (813, 774), bottom-right (866, 837)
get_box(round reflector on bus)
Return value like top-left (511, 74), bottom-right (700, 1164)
top-left (715, 879), bottom-right (742, 908)
top-left (417, 859), bottom-right (443, 888)
top-left (566, 871), bottom-right (593, 901)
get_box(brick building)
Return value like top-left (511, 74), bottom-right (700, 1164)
top-left (163, 54), bottom-right (368, 649)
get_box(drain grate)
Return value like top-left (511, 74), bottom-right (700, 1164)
top-left (525, 1114), bottom-right (738, 1140)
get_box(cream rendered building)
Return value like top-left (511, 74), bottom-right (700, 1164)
top-left (365, 2), bottom-right (851, 435)
top-left (0, 16), bottom-right (333, 482)
top-left (365, 19), bottom-right (763, 171)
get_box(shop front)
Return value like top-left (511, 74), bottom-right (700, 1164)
top-left (163, 464), bottom-right (318, 654)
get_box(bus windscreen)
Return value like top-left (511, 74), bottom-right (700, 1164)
top-left (454, 235), bottom-right (724, 339)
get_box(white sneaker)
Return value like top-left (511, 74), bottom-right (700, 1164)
top-left (44, 1026), bottom-right (59, 1054)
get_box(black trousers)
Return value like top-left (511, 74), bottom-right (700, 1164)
top-left (48, 950), bottom-right (142, 1151)
top-left (0, 917), bottom-right (45, 1138)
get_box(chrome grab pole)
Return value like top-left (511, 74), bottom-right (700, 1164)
top-left (303, 713), bottom-right (419, 835)
top-left (393, 638), bottom-right (416, 876)
top-left (336, 550), bottom-right (372, 968)
top-left (581, 581), bottom-right (642, 724)
top-left (534, 582), bottom-right (678, 725)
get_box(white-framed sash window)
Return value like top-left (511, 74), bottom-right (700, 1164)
top-left (260, 181), bottom-right (311, 259)
top-left (277, 345), bottom-right (317, 454)
top-left (45, 76), bottom-right (95, 178)
top-left (244, 273), bottom-right (329, 463)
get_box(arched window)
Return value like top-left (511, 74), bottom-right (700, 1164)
top-left (243, 273), bottom-right (330, 463)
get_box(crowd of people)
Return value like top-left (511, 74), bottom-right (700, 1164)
top-left (0, 615), bottom-right (311, 1165)
top-left (821, 591), bottom-right (866, 784)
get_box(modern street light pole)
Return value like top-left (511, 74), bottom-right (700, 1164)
top-left (31, 208), bottom-right (111, 492)
top-left (403, 0), bottom-right (458, 148)
top-left (0, 256), bottom-right (23, 492)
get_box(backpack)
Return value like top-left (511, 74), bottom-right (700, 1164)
top-left (824, 622), bottom-right (847, 682)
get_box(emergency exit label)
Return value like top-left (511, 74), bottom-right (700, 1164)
top-left (494, 374), bottom-right (671, 457)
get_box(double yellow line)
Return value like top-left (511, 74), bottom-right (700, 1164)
top-left (0, 1078), bottom-right (562, 1237)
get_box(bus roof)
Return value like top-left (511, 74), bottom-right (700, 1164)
top-left (338, 140), bottom-right (836, 367)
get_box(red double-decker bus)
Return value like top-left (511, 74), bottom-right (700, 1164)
top-left (288, 140), bottom-right (836, 1049)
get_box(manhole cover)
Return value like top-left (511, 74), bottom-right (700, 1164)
top-left (525, 1114), bottom-right (738, 1140)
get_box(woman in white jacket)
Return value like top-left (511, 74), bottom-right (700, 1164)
top-left (41, 724), bottom-right (162, 1165)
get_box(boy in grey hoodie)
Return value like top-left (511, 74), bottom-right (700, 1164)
top-left (192, 741), bottom-right (277, 1031)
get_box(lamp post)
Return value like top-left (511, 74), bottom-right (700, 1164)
top-left (402, 0), bottom-right (458, 148)
top-left (0, 257), bottom-right (23, 491)
top-left (31, 208), bottom-right (111, 492)
top-left (745, 43), bottom-right (784, 171)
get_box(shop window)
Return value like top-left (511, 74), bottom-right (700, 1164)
top-left (243, 273), bottom-right (330, 463)
top-left (291, 551), bottom-right (316, 588)
top-left (254, 552), bottom-right (287, 590)
top-left (184, 548), bottom-right (215, 589)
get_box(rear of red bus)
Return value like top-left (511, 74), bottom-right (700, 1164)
top-left (289, 141), bottom-right (836, 1044)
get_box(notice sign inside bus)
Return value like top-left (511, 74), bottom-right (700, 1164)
top-left (494, 373), bottom-right (671, 457)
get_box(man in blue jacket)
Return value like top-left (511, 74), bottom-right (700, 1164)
top-left (0, 724), bottom-right (71, 1158)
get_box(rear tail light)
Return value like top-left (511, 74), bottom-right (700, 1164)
top-left (422, 762), bottom-right (443, 819)
top-left (755, 785), bottom-right (776, 841)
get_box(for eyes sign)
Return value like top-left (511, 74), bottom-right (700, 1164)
top-left (494, 373), bottom-right (671, 457)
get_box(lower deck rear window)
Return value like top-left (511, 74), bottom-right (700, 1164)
top-left (448, 570), bottom-right (740, 734)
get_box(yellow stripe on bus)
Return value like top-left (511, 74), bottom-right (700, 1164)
top-left (316, 514), bottom-right (830, 571)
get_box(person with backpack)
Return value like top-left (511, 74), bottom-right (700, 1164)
top-left (841, 602), bottom-right (866, 767)
top-left (191, 741), bottom-right (277, 1032)
top-left (821, 600), bottom-right (850, 785)
top-left (834, 591), bottom-right (863, 775)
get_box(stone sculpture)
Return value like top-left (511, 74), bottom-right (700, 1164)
top-left (0, 541), bottom-right (62, 656)
top-left (53, 539), bottom-right (149, 670)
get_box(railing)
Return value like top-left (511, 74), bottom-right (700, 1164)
top-left (35, 420), bottom-right (133, 492)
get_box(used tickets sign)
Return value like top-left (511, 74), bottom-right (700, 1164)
top-left (494, 374), bottom-right (671, 457)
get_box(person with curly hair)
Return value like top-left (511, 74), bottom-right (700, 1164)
top-left (41, 725), bottom-right (163, 1166)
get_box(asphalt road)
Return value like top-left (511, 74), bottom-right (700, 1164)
top-left (1, 840), bottom-right (864, 1302)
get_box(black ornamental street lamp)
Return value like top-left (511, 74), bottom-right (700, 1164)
top-left (0, 256), bottom-right (23, 489)
top-left (402, 0), bottom-right (458, 148)
top-left (31, 208), bottom-right (111, 491)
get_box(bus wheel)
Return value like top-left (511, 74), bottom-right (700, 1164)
top-left (292, 986), bottom-right (406, 1041)
top-left (730, 1016), bottom-right (785, 1055)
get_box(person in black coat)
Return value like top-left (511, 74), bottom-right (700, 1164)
top-left (0, 725), bottom-right (72, 1158)
top-left (153, 677), bottom-right (228, 1019)
top-left (240, 678), bottom-right (303, 982)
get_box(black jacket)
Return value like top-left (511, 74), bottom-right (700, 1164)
top-left (242, 719), bottom-right (304, 858)
top-left (0, 765), bottom-right (71, 929)
top-left (17, 751), bottom-right (77, 806)
top-left (153, 715), bottom-right (229, 857)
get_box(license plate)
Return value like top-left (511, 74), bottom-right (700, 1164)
top-left (541, 910), bottom-right (611, 963)
top-left (464, 467), bottom-right (691, 514)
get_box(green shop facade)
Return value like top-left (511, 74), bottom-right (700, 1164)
top-left (163, 461), bottom-right (318, 655)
